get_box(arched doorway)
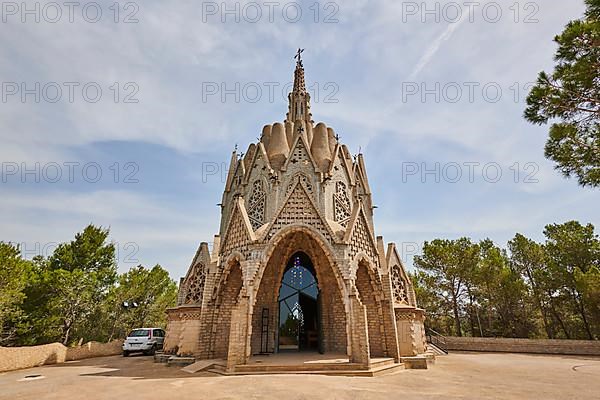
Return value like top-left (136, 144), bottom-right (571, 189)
top-left (250, 228), bottom-right (347, 356)
top-left (278, 252), bottom-right (321, 352)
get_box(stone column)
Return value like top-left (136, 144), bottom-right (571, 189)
top-left (163, 308), bottom-right (182, 354)
top-left (380, 273), bottom-right (401, 362)
top-left (395, 307), bottom-right (426, 356)
top-left (381, 298), bottom-right (401, 361)
top-left (176, 306), bottom-right (203, 356)
top-left (348, 293), bottom-right (370, 365)
top-left (226, 295), bottom-right (251, 372)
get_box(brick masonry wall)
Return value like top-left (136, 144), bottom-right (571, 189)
top-left (356, 264), bottom-right (385, 357)
top-left (445, 337), bottom-right (600, 356)
top-left (212, 265), bottom-right (243, 359)
top-left (0, 340), bottom-right (124, 373)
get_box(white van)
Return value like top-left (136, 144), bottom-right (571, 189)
top-left (122, 328), bottom-right (165, 356)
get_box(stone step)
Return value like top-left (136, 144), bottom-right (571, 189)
top-left (235, 362), bottom-right (364, 373)
top-left (210, 360), bottom-right (404, 377)
top-left (153, 353), bottom-right (171, 363)
top-left (369, 358), bottom-right (397, 369)
top-left (182, 359), bottom-right (226, 373)
top-left (167, 356), bottom-right (196, 367)
top-left (400, 356), bottom-right (428, 369)
top-left (427, 343), bottom-right (448, 355)
top-left (368, 362), bottom-right (405, 377)
top-left (235, 357), bottom-right (396, 373)
top-left (209, 365), bottom-right (404, 377)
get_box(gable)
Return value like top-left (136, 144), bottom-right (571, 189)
top-left (265, 180), bottom-right (335, 243)
top-left (328, 145), bottom-right (354, 185)
top-left (244, 142), bottom-right (272, 184)
top-left (387, 243), bottom-right (416, 306)
top-left (220, 199), bottom-right (255, 256)
top-left (283, 133), bottom-right (319, 172)
top-left (345, 206), bottom-right (379, 267)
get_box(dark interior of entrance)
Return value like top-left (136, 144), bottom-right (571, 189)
top-left (277, 252), bottom-right (321, 352)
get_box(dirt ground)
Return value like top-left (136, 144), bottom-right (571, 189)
top-left (0, 351), bottom-right (598, 400)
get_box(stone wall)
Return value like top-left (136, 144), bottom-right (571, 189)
top-left (355, 263), bottom-right (384, 357)
top-left (0, 340), bottom-right (124, 373)
top-left (445, 337), bottom-right (600, 356)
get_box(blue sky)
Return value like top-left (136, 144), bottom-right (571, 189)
top-left (1, 0), bottom-right (598, 279)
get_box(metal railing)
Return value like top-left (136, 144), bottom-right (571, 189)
top-left (426, 328), bottom-right (449, 354)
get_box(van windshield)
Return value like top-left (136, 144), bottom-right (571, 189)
top-left (128, 329), bottom-right (150, 337)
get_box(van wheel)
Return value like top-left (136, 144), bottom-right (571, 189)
top-left (145, 345), bottom-right (156, 356)
top-left (123, 351), bottom-right (130, 357)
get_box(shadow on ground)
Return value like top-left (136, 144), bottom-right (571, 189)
top-left (51, 355), bottom-right (216, 380)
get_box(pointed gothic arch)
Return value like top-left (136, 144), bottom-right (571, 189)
top-left (250, 225), bottom-right (348, 355)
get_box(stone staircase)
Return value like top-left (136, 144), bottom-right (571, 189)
top-left (208, 357), bottom-right (404, 377)
top-left (427, 343), bottom-right (448, 356)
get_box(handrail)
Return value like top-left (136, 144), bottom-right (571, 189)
top-left (425, 328), bottom-right (449, 354)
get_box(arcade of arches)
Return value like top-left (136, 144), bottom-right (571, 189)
top-left (164, 55), bottom-right (428, 372)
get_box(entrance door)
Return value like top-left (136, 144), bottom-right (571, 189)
top-left (278, 252), bottom-right (320, 352)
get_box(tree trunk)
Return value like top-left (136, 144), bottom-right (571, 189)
top-left (467, 290), bottom-right (476, 336)
top-left (526, 270), bottom-right (553, 339)
top-left (451, 293), bottom-right (462, 337)
top-left (547, 296), bottom-right (570, 339)
top-left (62, 322), bottom-right (72, 346)
top-left (574, 291), bottom-right (594, 340)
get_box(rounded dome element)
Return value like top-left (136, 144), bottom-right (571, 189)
top-left (311, 122), bottom-right (332, 172)
top-left (327, 127), bottom-right (337, 157)
top-left (285, 121), bottom-right (294, 149)
top-left (244, 143), bottom-right (256, 171)
top-left (268, 122), bottom-right (290, 169)
top-left (260, 125), bottom-right (272, 149)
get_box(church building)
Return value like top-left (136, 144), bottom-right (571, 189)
top-left (164, 52), bottom-right (429, 373)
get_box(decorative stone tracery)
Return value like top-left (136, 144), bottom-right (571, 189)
top-left (391, 264), bottom-right (408, 304)
top-left (184, 263), bottom-right (206, 305)
top-left (269, 183), bottom-right (332, 243)
top-left (248, 179), bottom-right (266, 230)
top-left (348, 211), bottom-right (378, 266)
top-left (220, 206), bottom-right (251, 257)
top-left (333, 181), bottom-right (351, 227)
top-left (286, 173), bottom-right (313, 195)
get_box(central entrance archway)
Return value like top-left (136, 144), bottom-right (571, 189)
top-left (278, 252), bottom-right (320, 352)
top-left (250, 228), bottom-right (348, 356)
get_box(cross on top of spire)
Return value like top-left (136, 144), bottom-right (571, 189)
top-left (286, 48), bottom-right (312, 124)
top-left (292, 48), bottom-right (306, 94)
top-left (294, 48), bottom-right (304, 67)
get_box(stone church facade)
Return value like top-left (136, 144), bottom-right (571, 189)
top-left (164, 54), bottom-right (427, 371)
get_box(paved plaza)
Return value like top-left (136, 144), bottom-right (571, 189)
top-left (1, 352), bottom-right (598, 400)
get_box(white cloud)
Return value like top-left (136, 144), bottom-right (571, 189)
top-left (0, 0), bottom-right (595, 279)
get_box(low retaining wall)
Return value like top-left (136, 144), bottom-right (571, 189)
top-left (0, 340), bottom-right (123, 373)
top-left (445, 337), bottom-right (600, 356)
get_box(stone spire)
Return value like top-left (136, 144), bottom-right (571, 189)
top-left (286, 48), bottom-right (313, 125)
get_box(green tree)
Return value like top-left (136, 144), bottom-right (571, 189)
top-left (21, 225), bottom-right (118, 345)
top-left (414, 238), bottom-right (479, 336)
top-left (543, 221), bottom-right (600, 339)
top-left (524, 0), bottom-right (600, 187)
top-left (411, 270), bottom-right (453, 334)
top-left (99, 265), bottom-right (177, 342)
top-left (509, 234), bottom-right (556, 338)
top-left (575, 265), bottom-right (600, 334)
top-left (476, 240), bottom-right (532, 338)
top-left (0, 243), bottom-right (32, 344)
